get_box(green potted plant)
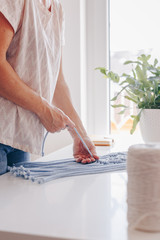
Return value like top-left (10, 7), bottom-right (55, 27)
top-left (96, 54), bottom-right (160, 142)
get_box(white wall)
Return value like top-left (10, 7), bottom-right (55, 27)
top-left (44, 0), bottom-right (82, 155)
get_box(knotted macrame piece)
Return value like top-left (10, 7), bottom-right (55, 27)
top-left (8, 152), bottom-right (126, 184)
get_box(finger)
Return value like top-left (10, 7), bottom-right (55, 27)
top-left (91, 157), bottom-right (96, 162)
top-left (81, 158), bottom-right (92, 164)
top-left (76, 157), bottom-right (83, 163)
top-left (74, 154), bottom-right (82, 159)
top-left (76, 159), bottom-right (81, 163)
top-left (93, 154), bottom-right (99, 160)
top-left (86, 157), bottom-right (96, 163)
top-left (74, 154), bottom-right (87, 159)
top-left (81, 159), bottom-right (88, 164)
top-left (77, 157), bottom-right (96, 164)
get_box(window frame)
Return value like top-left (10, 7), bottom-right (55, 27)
top-left (82, 0), bottom-right (110, 136)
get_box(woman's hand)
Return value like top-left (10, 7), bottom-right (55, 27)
top-left (38, 98), bottom-right (75, 133)
top-left (72, 135), bottom-right (99, 164)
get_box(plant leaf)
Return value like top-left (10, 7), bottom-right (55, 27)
top-left (124, 60), bottom-right (142, 65)
top-left (110, 84), bottom-right (129, 101)
top-left (154, 58), bottom-right (158, 67)
top-left (135, 65), bottom-right (144, 81)
top-left (126, 77), bottom-right (136, 85)
top-left (130, 110), bottom-right (142, 134)
top-left (138, 54), bottom-right (151, 63)
top-left (148, 66), bottom-right (160, 76)
top-left (122, 73), bottom-right (130, 77)
top-left (124, 95), bottom-right (138, 104)
top-left (111, 104), bottom-right (127, 108)
top-left (95, 67), bottom-right (107, 76)
top-left (118, 109), bottom-right (126, 114)
top-left (119, 80), bottom-right (127, 86)
top-left (111, 96), bottom-right (118, 101)
top-left (108, 71), bottom-right (120, 83)
top-left (132, 69), bottom-right (136, 79)
top-left (125, 89), bottom-right (138, 102)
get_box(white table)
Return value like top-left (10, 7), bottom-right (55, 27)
top-left (1, 134), bottom-right (160, 240)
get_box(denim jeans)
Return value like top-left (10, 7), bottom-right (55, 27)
top-left (0, 143), bottom-right (30, 175)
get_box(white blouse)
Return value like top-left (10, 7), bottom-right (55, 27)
top-left (0, 0), bottom-right (65, 155)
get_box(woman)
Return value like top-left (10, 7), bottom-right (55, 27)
top-left (0, 0), bottom-right (99, 175)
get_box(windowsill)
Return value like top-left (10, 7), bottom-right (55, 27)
top-left (90, 128), bottom-right (143, 154)
top-left (111, 129), bottom-right (143, 149)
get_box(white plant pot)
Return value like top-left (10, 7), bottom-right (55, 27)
top-left (140, 109), bottom-right (160, 143)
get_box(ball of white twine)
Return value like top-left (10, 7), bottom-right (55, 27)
top-left (127, 144), bottom-right (160, 232)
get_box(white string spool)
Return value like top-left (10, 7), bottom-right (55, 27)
top-left (127, 144), bottom-right (160, 232)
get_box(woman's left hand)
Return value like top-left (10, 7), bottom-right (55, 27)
top-left (73, 136), bottom-right (99, 164)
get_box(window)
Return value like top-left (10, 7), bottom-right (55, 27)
top-left (83, 0), bottom-right (160, 138)
top-left (110, 0), bottom-right (160, 134)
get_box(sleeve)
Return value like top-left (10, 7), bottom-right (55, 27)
top-left (0, 0), bottom-right (25, 33)
top-left (59, 3), bottom-right (65, 46)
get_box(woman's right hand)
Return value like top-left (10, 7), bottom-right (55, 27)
top-left (37, 98), bottom-right (75, 133)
